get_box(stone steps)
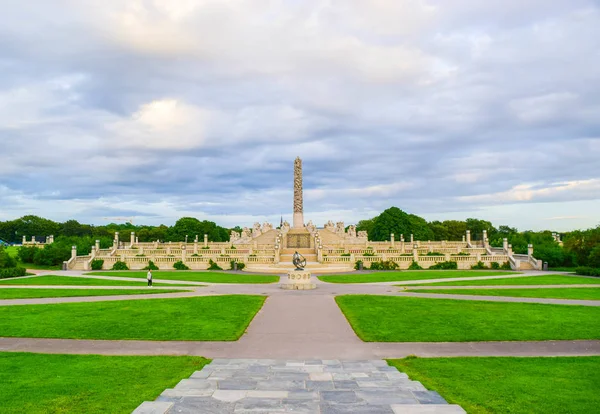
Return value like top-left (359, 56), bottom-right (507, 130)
top-left (133, 359), bottom-right (465, 414)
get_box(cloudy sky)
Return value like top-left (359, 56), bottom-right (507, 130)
top-left (1, 0), bottom-right (599, 231)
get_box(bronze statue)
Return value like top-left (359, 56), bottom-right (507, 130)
top-left (292, 251), bottom-right (306, 270)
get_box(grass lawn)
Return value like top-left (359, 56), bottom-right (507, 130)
top-left (5, 246), bottom-right (19, 257)
top-left (0, 352), bottom-right (209, 414)
top-left (0, 275), bottom-right (199, 287)
top-left (0, 295), bottom-right (265, 341)
top-left (408, 287), bottom-right (600, 300)
top-left (0, 288), bottom-right (184, 300)
top-left (319, 271), bottom-right (517, 284)
top-left (336, 295), bottom-right (600, 342)
top-left (87, 271), bottom-right (279, 284)
top-left (389, 356), bottom-right (600, 414)
top-left (406, 274), bottom-right (600, 286)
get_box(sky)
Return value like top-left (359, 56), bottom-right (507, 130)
top-left (1, 0), bottom-right (599, 232)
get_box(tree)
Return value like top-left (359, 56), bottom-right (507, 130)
top-left (466, 218), bottom-right (497, 241)
top-left (369, 207), bottom-right (434, 241)
top-left (356, 218), bottom-right (376, 236)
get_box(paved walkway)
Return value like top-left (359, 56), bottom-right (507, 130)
top-left (134, 359), bottom-right (465, 414)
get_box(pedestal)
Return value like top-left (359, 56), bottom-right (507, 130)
top-left (280, 270), bottom-right (316, 290)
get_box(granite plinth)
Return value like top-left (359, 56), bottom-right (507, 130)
top-left (281, 270), bottom-right (316, 290)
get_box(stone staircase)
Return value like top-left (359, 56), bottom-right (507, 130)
top-left (134, 359), bottom-right (465, 414)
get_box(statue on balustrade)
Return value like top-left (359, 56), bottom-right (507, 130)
top-left (357, 231), bottom-right (368, 240)
top-left (262, 222), bottom-right (273, 233)
top-left (229, 230), bottom-right (241, 243)
top-left (252, 222), bottom-right (262, 238)
top-left (335, 222), bottom-right (345, 235)
top-left (347, 225), bottom-right (357, 238)
top-left (324, 220), bottom-right (335, 231)
top-left (306, 220), bottom-right (316, 234)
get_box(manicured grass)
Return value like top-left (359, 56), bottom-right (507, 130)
top-left (389, 356), bottom-right (600, 414)
top-left (336, 295), bottom-right (600, 342)
top-left (4, 246), bottom-right (19, 257)
top-left (407, 274), bottom-right (600, 286)
top-left (0, 295), bottom-right (265, 341)
top-left (319, 271), bottom-right (517, 284)
top-left (409, 287), bottom-right (600, 300)
top-left (0, 275), bottom-right (198, 287)
top-left (0, 352), bottom-right (209, 414)
top-left (0, 288), bottom-right (184, 300)
top-left (88, 271), bottom-right (279, 284)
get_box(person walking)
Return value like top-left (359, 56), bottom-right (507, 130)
top-left (147, 269), bottom-right (153, 287)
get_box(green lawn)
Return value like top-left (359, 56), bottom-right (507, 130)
top-left (5, 246), bottom-right (19, 257)
top-left (336, 295), bottom-right (600, 342)
top-left (0, 275), bottom-right (199, 287)
top-left (0, 295), bottom-right (265, 341)
top-left (406, 275), bottom-right (600, 286)
top-left (0, 352), bottom-right (209, 414)
top-left (88, 271), bottom-right (279, 284)
top-left (319, 271), bottom-right (517, 284)
top-left (0, 288), bottom-right (184, 300)
top-left (409, 287), bottom-right (600, 300)
top-left (389, 356), bottom-right (600, 414)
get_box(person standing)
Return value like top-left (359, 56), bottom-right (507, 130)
top-left (147, 269), bottom-right (153, 287)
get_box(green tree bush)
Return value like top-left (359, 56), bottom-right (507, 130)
top-left (428, 261), bottom-right (458, 270)
top-left (208, 259), bottom-right (222, 271)
top-left (111, 261), bottom-right (129, 271)
top-left (90, 259), bottom-right (104, 270)
top-left (173, 261), bottom-right (190, 270)
top-left (471, 261), bottom-right (488, 270)
top-left (408, 261), bottom-right (423, 270)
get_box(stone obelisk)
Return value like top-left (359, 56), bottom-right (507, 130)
top-left (293, 157), bottom-right (304, 229)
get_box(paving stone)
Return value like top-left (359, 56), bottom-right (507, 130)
top-left (305, 380), bottom-right (336, 391)
top-left (334, 380), bottom-right (360, 389)
top-left (309, 372), bottom-right (333, 381)
top-left (391, 405), bottom-right (466, 413)
top-left (132, 401), bottom-right (172, 414)
top-left (233, 397), bottom-right (285, 412)
top-left (321, 390), bottom-right (359, 403)
top-left (133, 359), bottom-right (466, 414)
top-left (212, 390), bottom-right (249, 402)
top-left (412, 391), bottom-right (448, 405)
top-left (320, 402), bottom-right (394, 414)
top-left (169, 397), bottom-right (236, 414)
top-left (218, 380), bottom-right (258, 390)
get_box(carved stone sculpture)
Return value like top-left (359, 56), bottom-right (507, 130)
top-left (347, 225), bottom-right (357, 238)
top-left (293, 157), bottom-right (304, 228)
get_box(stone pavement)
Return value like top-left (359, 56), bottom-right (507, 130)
top-left (133, 359), bottom-right (465, 414)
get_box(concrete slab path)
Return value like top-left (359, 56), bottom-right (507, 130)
top-left (133, 359), bottom-right (466, 414)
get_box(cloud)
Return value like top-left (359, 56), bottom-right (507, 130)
top-left (0, 0), bottom-right (599, 231)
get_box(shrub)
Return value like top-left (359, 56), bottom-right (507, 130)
top-left (400, 253), bottom-right (413, 257)
top-left (201, 246), bottom-right (210, 250)
top-left (208, 259), bottom-right (222, 271)
top-left (426, 252), bottom-right (444, 256)
top-left (369, 260), bottom-right (399, 271)
top-left (428, 261), bottom-right (458, 270)
top-left (173, 261), bottom-right (190, 270)
top-left (490, 262), bottom-right (501, 270)
top-left (456, 252), bottom-right (470, 256)
top-left (575, 267), bottom-right (600, 277)
top-left (191, 254), bottom-right (200, 257)
top-left (143, 261), bottom-right (159, 271)
top-left (111, 261), bottom-right (129, 271)
top-left (229, 245), bottom-right (237, 250)
top-left (90, 259), bottom-right (104, 270)
top-left (471, 261), bottom-right (488, 270)
top-left (408, 261), bottom-right (423, 270)
top-left (17, 246), bottom-right (38, 263)
top-left (363, 251), bottom-right (376, 257)
top-left (135, 254), bottom-right (146, 257)
top-left (501, 261), bottom-right (512, 270)
top-left (230, 260), bottom-right (246, 271)
top-left (0, 267), bottom-right (27, 279)
top-left (341, 253), bottom-right (351, 257)
top-left (0, 246), bottom-right (17, 269)
top-left (354, 260), bottom-right (364, 270)
top-left (588, 246), bottom-right (600, 269)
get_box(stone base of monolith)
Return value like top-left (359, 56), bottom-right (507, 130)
top-left (281, 270), bottom-right (316, 290)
